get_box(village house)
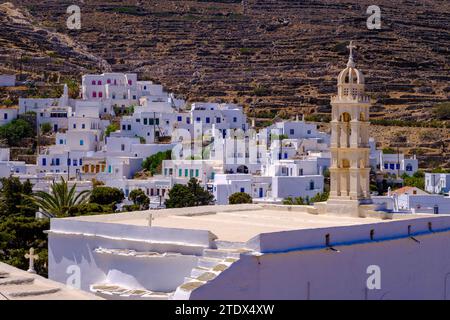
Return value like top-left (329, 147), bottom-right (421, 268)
top-left (425, 173), bottom-right (450, 194)
top-left (378, 152), bottom-right (418, 177)
top-left (0, 74), bottom-right (16, 87)
top-left (0, 106), bottom-right (18, 126)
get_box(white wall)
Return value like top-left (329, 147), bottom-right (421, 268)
top-left (0, 108), bottom-right (18, 126)
top-left (48, 219), bottom-right (214, 292)
top-left (187, 216), bottom-right (450, 300)
top-left (271, 176), bottom-right (324, 199)
top-left (426, 173), bottom-right (450, 194)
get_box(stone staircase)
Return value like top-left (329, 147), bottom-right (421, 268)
top-left (90, 283), bottom-right (173, 300)
top-left (173, 246), bottom-right (252, 299)
top-left (0, 263), bottom-right (99, 300)
top-left (0, 272), bottom-right (61, 299)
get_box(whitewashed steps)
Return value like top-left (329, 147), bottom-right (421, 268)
top-left (203, 248), bottom-right (241, 259)
top-left (198, 257), bottom-right (224, 269)
top-left (90, 283), bottom-right (173, 300)
top-left (3, 284), bottom-right (60, 298)
top-left (190, 266), bottom-right (210, 278)
top-left (0, 276), bottom-right (34, 286)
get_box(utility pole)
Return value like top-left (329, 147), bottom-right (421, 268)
top-left (19, 53), bottom-right (23, 82)
top-left (67, 151), bottom-right (70, 181)
top-left (36, 115), bottom-right (39, 160)
top-left (153, 112), bottom-right (156, 143)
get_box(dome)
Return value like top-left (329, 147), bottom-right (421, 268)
top-left (337, 41), bottom-right (365, 85)
top-left (337, 66), bottom-right (365, 85)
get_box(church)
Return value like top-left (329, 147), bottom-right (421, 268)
top-left (46, 43), bottom-right (450, 300)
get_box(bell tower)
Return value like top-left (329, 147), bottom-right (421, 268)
top-left (326, 41), bottom-right (372, 215)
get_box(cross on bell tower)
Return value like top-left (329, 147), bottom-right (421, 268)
top-left (346, 41), bottom-right (356, 67)
top-left (326, 41), bottom-right (372, 215)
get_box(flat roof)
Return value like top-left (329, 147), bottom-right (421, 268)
top-left (64, 204), bottom-right (430, 243)
top-left (0, 262), bottom-right (101, 300)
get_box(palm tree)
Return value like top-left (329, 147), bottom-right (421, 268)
top-left (25, 177), bottom-right (91, 217)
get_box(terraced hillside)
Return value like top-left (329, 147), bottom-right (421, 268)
top-left (0, 0), bottom-right (449, 167)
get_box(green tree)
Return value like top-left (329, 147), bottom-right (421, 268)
top-left (229, 192), bottom-right (252, 204)
top-left (0, 177), bottom-right (49, 276)
top-left (142, 150), bottom-right (172, 175)
top-left (129, 189), bottom-right (150, 210)
top-left (165, 178), bottom-right (214, 208)
top-left (67, 203), bottom-right (114, 216)
top-left (90, 186), bottom-right (124, 206)
top-left (187, 178), bottom-right (214, 206)
top-left (165, 184), bottom-right (195, 208)
top-left (25, 177), bottom-right (91, 217)
top-left (40, 122), bottom-right (52, 134)
top-left (0, 216), bottom-right (49, 276)
top-left (0, 118), bottom-right (34, 146)
top-left (0, 177), bottom-right (36, 217)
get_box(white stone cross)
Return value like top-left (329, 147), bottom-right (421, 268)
top-left (25, 248), bottom-right (39, 274)
top-left (347, 41), bottom-right (357, 58)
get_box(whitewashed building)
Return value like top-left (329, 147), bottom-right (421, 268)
top-left (37, 106), bottom-right (107, 178)
top-left (378, 152), bottom-right (418, 176)
top-left (426, 173), bottom-right (450, 194)
top-left (0, 74), bottom-right (16, 87)
top-left (48, 204), bottom-right (450, 300)
top-left (36, 106), bottom-right (71, 132)
top-left (0, 107), bottom-right (18, 126)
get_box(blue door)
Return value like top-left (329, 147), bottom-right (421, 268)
top-left (259, 188), bottom-right (263, 198)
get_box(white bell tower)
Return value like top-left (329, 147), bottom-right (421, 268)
top-left (326, 41), bottom-right (372, 215)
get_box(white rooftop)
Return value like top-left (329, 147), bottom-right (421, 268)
top-left (61, 204), bottom-right (433, 243)
top-left (0, 262), bottom-right (102, 300)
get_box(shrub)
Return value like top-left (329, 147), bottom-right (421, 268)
top-left (122, 204), bottom-right (141, 212)
top-left (382, 147), bottom-right (396, 154)
top-left (2, 99), bottom-right (13, 106)
top-left (228, 192), bottom-right (252, 204)
top-left (434, 102), bottom-right (450, 120)
top-left (252, 85), bottom-right (270, 97)
top-left (310, 192), bottom-right (329, 203)
top-left (282, 197), bottom-right (294, 205)
top-left (105, 123), bottom-right (119, 137)
top-left (40, 122), bottom-right (52, 134)
top-left (68, 203), bottom-right (114, 216)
